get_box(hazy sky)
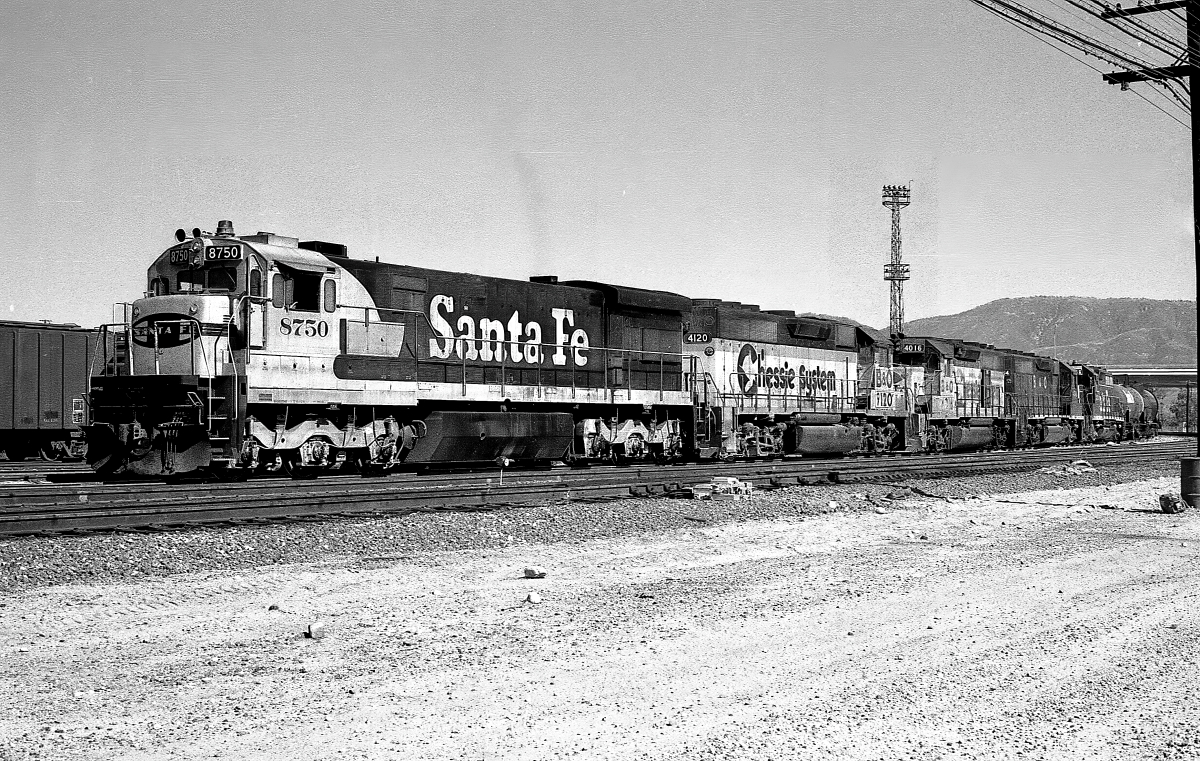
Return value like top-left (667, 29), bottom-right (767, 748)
top-left (0, 0), bottom-right (1193, 329)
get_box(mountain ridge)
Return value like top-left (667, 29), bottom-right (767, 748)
top-left (897, 296), bottom-right (1196, 367)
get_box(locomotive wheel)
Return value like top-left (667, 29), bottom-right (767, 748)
top-left (281, 454), bottom-right (318, 480)
top-left (351, 454), bottom-right (391, 477)
top-left (358, 462), bottom-right (390, 477)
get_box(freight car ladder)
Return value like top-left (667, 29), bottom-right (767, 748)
top-left (202, 377), bottom-right (237, 459)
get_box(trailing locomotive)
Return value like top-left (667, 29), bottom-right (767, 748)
top-left (888, 337), bottom-right (1158, 451)
top-left (82, 221), bottom-right (1158, 477)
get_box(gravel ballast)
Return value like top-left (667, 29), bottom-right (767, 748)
top-left (0, 459), bottom-right (1178, 592)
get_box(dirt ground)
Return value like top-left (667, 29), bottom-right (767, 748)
top-left (3, 475), bottom-right (1200, 760)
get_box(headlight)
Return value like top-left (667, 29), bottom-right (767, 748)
top-left (189, 304), bottom-right (198, 315)
top-left (132, 306), bottom-right (140, 318)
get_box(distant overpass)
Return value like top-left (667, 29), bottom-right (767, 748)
top-left (1108, 368), bottom-right (1197, 388)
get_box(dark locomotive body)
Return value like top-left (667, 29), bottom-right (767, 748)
top-left (892, 336), bottom-right (1158, 449)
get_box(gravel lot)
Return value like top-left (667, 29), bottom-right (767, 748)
top-left (1, 459), bottom-right (1198, 759)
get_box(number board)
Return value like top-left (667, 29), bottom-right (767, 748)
top-left (684, 332), bottom-right (711, 344)
top-left (168, 248), bottom-right (193, 265)
top-left (898, 341), bottom-right (925, 354)
top-left (204, 244), bottom-right (242, 262)
top-left (870, 389), bottom-right (896, 409)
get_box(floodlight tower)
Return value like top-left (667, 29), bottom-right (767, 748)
top-left (882, 184), bottom-right (912, 337)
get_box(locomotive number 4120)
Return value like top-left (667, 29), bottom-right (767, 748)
top-left (280, 318), bottom-right (329, 337)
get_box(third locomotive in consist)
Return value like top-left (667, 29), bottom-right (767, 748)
top-left (83, 221), bottom-right (1159, 477)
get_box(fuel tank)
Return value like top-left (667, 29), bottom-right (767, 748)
top-left (786, 424), bottom-right (861, 455)
top-left (1039, 424), bottom-right (1072, 445)
top-left (945, 426), bottom-right (994, 452)
top-left (405, 411), bottom-right (574, 463)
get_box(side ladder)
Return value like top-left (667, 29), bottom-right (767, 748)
top-left (202, 376), bottom-right (239, 459)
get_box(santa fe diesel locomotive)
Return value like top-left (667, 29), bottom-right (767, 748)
top-left (83, 221), bottom-right (1158, 477)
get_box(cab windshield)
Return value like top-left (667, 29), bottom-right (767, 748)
top-left (160, 265), bottom-right (241, 294)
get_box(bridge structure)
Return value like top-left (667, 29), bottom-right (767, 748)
top-left (1107, 367), bottom-right (1197, 389)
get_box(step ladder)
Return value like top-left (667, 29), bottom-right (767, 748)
top-left (202, 377), bottom-right (237, 455)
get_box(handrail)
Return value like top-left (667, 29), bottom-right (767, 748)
top-left (92, 322), bottom-right (134, 377)
top-left (337, 304), bottom-right (712, 397)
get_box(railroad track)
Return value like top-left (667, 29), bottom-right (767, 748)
top-left (0, 437), bottom-right (1190, 537)
top-left (0, 460), bottom-right (89, 480)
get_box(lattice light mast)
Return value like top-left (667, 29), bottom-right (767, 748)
top-left (882, 184), bottom-right (912, 337)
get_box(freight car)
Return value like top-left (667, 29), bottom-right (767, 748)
top-left (82, 220), bottom-right (1157, 477)
top-left (0, 320), bottom-right (94, 461)
top-left (1074, 364), bottom-right (1160, 442)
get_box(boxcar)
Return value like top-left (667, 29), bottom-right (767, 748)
top-left (0, 320), bottom-right (94, 460)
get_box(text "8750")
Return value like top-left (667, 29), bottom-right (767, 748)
top-left (280, 318), bottom-right (329, 337)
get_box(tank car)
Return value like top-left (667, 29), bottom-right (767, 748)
top-left (1133, 386), bottom-right (1161, 438)
top-left (1073, 365), bottom-right (1158, 441)
top-left (84, 222), bottom-right (696, 476)
top-left (0, 320), bottom-right (95, 460)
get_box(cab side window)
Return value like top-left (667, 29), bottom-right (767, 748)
top-left (271, 273), bottom-right (287, 309)
top-left (323, 280), bottom-right (336, 313)
top-left (249, 270), bottom-right (262, 298)
top-left (270, 270), bottom-right (320, 311)
top-left (290, 272), bottom-right (320, 311)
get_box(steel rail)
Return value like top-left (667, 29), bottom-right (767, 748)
top-left (0, 438), bottom-right (1186, 506)
top-left (0, 439), bottom-right (1189, 536)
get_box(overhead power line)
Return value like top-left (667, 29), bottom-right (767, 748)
top-left (971, 0), bottom-right (1200, 478)
top-left (966, 0), bottom-right (1193, 124)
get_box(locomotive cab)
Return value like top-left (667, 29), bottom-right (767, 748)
top-left (85, 221), bottom-right (357, 476)
top-left (134, 226), bottom-right (250, 376)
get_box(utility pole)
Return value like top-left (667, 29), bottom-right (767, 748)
top-left (1187, 382), bottom-right (1193, 434)
top-left (882, 184), bottom-right (912, 337)
top-left (1100, 0), bottom-right (1199, 499)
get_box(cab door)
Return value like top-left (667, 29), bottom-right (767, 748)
top-left (248, 301), bottom-right (265, 349)
top-left (247, 265), bottom-right (266, 349)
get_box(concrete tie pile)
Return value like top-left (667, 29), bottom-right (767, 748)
top-left (1039, 460), bottom-right (1097, 477)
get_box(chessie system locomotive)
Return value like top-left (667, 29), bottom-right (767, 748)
top-left (82, 221), bottom-right (1158, 476)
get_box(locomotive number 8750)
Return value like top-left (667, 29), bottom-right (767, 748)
top-left (279, 318), bottom-right (329, 337)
